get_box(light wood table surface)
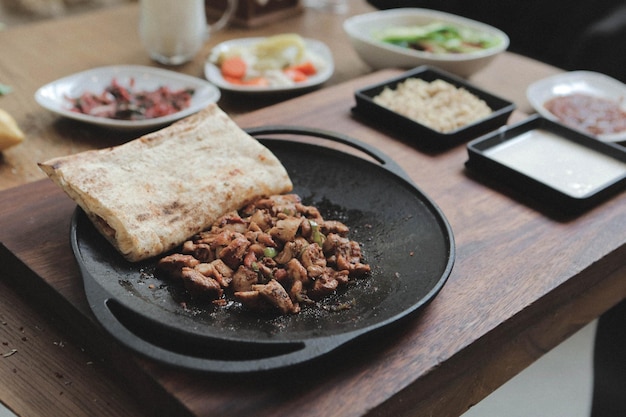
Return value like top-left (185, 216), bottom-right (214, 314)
top-left (1, 2), bottom-right (625, 417)
top-left (0, 1), bottom-right (561, 192)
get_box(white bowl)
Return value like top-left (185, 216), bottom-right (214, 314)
top-left (527, 71), bottom-right (626, 142)
top-left (343, 8), bottom-right (509, 78)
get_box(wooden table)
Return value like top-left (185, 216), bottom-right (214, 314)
top-left (1, 3), bottom-right (624, 417)
top-left (0, 2), bottom-right (561, 193)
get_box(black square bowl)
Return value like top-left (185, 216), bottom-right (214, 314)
top-left (352, 65), bottom-right (516, 150)
top-left (465, 115), bottom-right (626, 215)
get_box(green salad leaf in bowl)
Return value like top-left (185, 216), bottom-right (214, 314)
top-left (376, 22), bottom-right (502, 54)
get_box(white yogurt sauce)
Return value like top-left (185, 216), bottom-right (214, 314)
top-left (484, 129), bottom-right (626, 198)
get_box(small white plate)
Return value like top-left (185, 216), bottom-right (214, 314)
top-left (204, 37), bottom-right (334, 94)
top-left (527, 71), bottom-right (626, 142)
top-left (35, 65), bottom-right (221, 131)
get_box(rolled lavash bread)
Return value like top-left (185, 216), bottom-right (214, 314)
top-left (39, 103), bottom-right (292, 262)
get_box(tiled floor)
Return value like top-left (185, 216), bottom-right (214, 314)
top-left (0, 402), bottom-right (15, 417)
top-left (462, 320), bottom-right (597, 417)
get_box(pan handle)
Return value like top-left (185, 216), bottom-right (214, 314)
top-left (84, 277), bottom-right (359, 373)
top-left (246, 125), bottom-right (413, 184)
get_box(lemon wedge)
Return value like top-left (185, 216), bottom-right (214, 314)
top-left (0, 108), bottom-right (25, 151)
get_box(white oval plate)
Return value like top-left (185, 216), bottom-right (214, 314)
top-left (527, 70), bottom-right (626, 142)
top-left (35, 65), bottom-right (221, 131)
top-left (204, 37), bottom-right (334, 94)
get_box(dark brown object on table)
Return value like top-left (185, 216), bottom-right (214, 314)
top-left (205, 0), bottom-right (303, 27)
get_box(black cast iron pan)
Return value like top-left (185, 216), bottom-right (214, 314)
top-left (71, 126), bottom-right (455, 373)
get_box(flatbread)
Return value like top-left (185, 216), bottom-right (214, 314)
top-left (39, 104), bottom-right (293, 262)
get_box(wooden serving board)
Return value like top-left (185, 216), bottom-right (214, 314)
top-left (2, 70), bottom-right (625, 417)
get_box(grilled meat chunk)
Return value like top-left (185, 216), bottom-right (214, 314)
top-left (157, 254), bottom-right (199, 279)
top-left (252, 279), bottom-right (299, 314)
top-left (232, 265), bottom-right (259, 292)
top-left (180, 267), bottom-right (223, 299)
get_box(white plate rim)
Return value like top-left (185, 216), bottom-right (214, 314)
top-left (34, 65), bottom-right (221, 130)
top-left (204, 37), bottom-right (334, 94)
top-left (527, 70), bottom-right (626, 142)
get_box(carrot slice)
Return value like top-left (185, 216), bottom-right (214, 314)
top-left (283, 69), bottom-right (308, 83)
top-left (220, 56), bottom-right (247, 80)
top-left (287, 61), bottom-right (317, 76)
top-left (223, 75), bottom-right (245, 85)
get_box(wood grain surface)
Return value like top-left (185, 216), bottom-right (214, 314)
top-left (1, 69), bottom-right (625, 417)
top-left (0, 2), bottom-right (564, 193)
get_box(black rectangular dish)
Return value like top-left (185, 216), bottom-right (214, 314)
top-left (465, 115), bottom-right (626, 214)
top-left (352, 65), bottom-right (516, 149)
